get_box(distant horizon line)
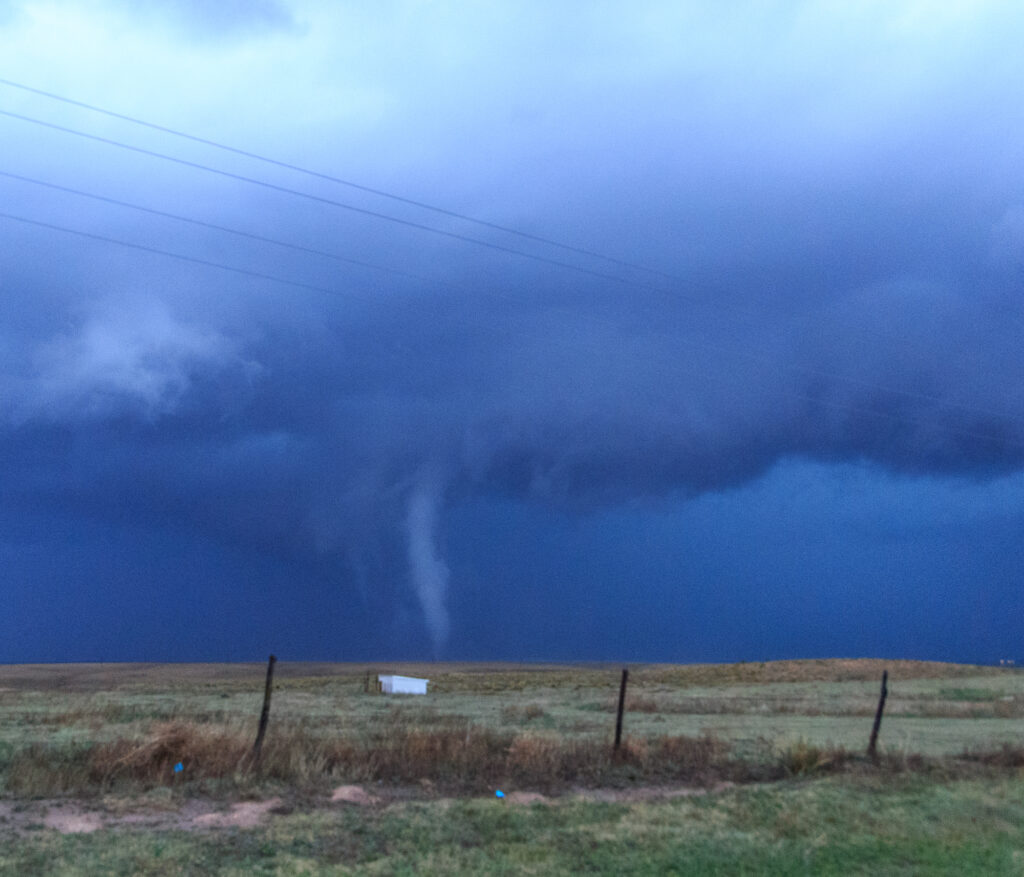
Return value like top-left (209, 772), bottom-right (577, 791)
top-left (0, 656), bottom-right (1013, 667)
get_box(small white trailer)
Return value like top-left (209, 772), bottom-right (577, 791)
top-left (377, 674), bottom-right (429, 695)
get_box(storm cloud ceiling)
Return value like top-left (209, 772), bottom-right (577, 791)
top-left (2, 1), bottom-right (1022, 661)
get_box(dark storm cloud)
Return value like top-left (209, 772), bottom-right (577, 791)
top-left (2, 1), bottom-right (1023, 656)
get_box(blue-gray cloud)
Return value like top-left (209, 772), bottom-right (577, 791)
top-left (2, 0), bottom-right (1023, 657)
top-left (102, 0), bottom-right (297, 40)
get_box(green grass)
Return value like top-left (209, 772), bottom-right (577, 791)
top-left (3, 673), bottom-right (1023, 797)
top-left (938, 687), bottom-right (1011, 702)
top-left (1, 776), bottom-right (1022, 875)
top-left (2, 659), bottom-right (1023, 874)
top-left (2, 660), bottom-right (1021, 757)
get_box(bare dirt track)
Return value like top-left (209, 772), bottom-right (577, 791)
top-left (0, 795), bottom-right (290, 836)
top-left (0, 782), bottom-right (743, 838)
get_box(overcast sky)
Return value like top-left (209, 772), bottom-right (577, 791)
top-left (2, 1), bottom-right (1022, 663)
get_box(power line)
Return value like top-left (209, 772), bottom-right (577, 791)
top-left (1, 108), bottom-right (660, 292)
top-left (2, 208), bottom-right (1020, 448)
top-left (6, 165), bottom-right (1004, 413)
top-left (0, 170), bottom-right (429, 283)
top-left (0, 209), bottom-right (351, 298)
top-left (7, 93), bottom-right (999, 394)
top-left (6, 79), bottom-right (1012, 375)
top-left (7, 160), bottom-right (991, 405)
top-left (0, 75), bottom-right (677, 282)
top-left (4, 101), bottom-right (923, 381)
top-left (2, 157), bottom-right (1015, 429)
top-left (1, 86), bottom-right (1018, 436)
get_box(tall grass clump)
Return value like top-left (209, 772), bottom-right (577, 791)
top-left (777, 739), bottom-right (850, 777)
top-left (90, 721), bottom-right (249, 785)
top-left (7, 717), bottom-right (1018, 798)
top-left (3, 741), bottom-right (96, 796)
top-left (959, 743), bottom-right (1024, 769)
top-left (1, 718), bottom-right (747, 795)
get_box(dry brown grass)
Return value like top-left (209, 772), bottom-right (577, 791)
top-left (501, 703), bottom-right (547, 723)
top-left (3, 659), bottom-right (1019, 801)
top-left (1, 657), bottom-right (1007, 695)
top-left (611, 691), bottom-right (1024, 719)
top-left (959, 744), bottom-right (1024, 768)
top-left (622, 695), bottom-right (665, 713)
top-left (613, 693), bottom-right (868, 717)
top-left (0, 662), bottom-right (578, 693)
top-left (777, 739), bottom-right (849, 776)
top-left (5, 717), bottom-right (1023, 798)
top-left (92, 722), bottom-right (249, 784)
top-left (2, 719), bottom-right (742, 795)
top-left (635, 658), bottom-right (1005, 687)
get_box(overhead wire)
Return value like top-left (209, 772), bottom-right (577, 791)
top-left (0, 169), bottom-right (429, 283)
top-left (0, 108), bottom-right (663, 292)
top-left (0, 75), bottom-right (679, 282)
top-left (0, 210), bottom-right (355, 299)
top-left (0, 91), bottom-right (1002, 391)
top-left (1, 205), bottom-right (1020, 449)
top-left (0, 82), bottom-right (1021, 450)
top-left (0, 140), bottom-right (987, 396)
top-left (1, 75), bottom-right (1009, 378)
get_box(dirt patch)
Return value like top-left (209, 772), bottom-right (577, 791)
top-left (0, 796), bottom-right (291, 836)
top-left (573, 782), bottom-right (735, 803)
top-left (505, 791), bottom-right (550, 805)
top-left (330, 785), bottom-right (380, 806)
top-left (0, 780), bottom-right (733, 835)
top-left (43, 806), bottom-right (103, 834)
top-left (191, 797), bottom-right (284, 829)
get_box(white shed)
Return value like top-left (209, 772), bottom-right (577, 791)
top-left (378, 674), bottom-right (429, 695)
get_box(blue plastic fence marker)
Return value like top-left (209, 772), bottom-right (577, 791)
top-left (173, 762), bottom-right (183, 773)
top-left (495, 790), bottom-right (504, 798)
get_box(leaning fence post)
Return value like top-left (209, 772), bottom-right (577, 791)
top-left (251, 654), bottom-right (277, 764)
top-left (614, 668), bottom-right (629, 754)
top-left (867, 669), bottom-right (888, 759)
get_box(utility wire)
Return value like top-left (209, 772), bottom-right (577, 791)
top-left (4, 77), bottom-right (1006, 384)
top-left (4, 78), bottom-right (1020, 383)
top-left (2, 207), bottom-right (1020, 447)
top-left (0, 108), bottom-right (660, 291)
top-left (1, 159), bottom-right (1016, 428)
top-left (5, 165), bottom-right (1004, 410)
top-left (0, 170), bottom-right (429, 283)
top-left (8, 97), bottom-right (1000, 394)
top-left (1, 84), bottom-right (1018, 432)
top-left (0, 75), bottom-right (677, 282)
top-left (9, 104), bottom-right (953, 386)
top-left (0, 210), bottom-right (351, 298)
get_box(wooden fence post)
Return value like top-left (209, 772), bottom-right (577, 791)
top-left (251, 654), bottom-right (277, 764)
top-left (614, 668), bottom-right (629, 753)
top-left (867, 670), bottom-right (888, 759)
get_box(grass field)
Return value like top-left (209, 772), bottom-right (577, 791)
top-left (1, 659), bottom-right (1022, 874)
